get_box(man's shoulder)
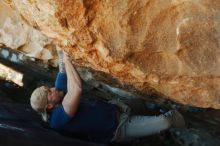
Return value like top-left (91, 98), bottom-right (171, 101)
top-left (50, 105), bottom-right (71, 129)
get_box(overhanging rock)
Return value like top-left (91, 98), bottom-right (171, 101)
top-left (2, 0), bottom-right (220, 109)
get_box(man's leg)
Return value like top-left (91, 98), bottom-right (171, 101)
top-left (119, 110), bottom-right (185, 141)
top-left (123, 115), bottom-right (169, 139)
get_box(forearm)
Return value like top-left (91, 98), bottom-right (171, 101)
top-left (65, 59), bottom-right (82, 90)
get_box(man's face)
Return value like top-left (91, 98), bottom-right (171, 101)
top-left (47, 87), bottom-right (63, 105)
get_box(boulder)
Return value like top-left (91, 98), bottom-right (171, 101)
top-left (0, 1), bottom-right (56, 63)
top-left (2, 0), bottom-right (220, 108)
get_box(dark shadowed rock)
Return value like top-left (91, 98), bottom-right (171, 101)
top-left (0, 101), bottom-right (106, 146)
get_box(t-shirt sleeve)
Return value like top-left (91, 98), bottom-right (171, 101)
top-left (55, 72), bottom-right (67, 94)
top-left (50, 105), bottom-right (71, 129)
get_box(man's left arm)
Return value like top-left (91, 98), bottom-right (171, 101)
top-left (55, 48), bottom-right (67, 93)
top-left (55, 72), bottom-right (67, 94)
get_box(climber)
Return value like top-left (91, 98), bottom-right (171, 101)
top-left (30, 49), bottom-right (185, 143)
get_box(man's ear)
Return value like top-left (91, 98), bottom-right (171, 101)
top-left (46, 103), bottom-right (54, 110)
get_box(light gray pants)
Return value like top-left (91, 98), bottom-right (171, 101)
top-left (109, 98), bottom-right (170, 142)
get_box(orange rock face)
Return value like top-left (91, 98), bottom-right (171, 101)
top-left (5, 0), bottom-right (220, 108)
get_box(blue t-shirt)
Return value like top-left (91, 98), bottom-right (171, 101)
top-left (50, 72), bottom-right (118, 143)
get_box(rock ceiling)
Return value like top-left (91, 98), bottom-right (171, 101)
top-left (1, 0), bottom-right (220, 108)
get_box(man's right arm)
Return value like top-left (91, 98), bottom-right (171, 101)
top-left (62, 55), bottom-right (82, 118)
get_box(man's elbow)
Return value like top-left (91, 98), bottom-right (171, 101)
top-left (76, 85), bottom-right (82, 93)
top-left (76, 81), bottom-right (82, 90)
top-left (72, 84), bottom-right (82, 94)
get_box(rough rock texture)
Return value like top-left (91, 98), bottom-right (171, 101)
top-left (0, 1), bottom-right (57, 63)
top-left (3, 0), bottom-right (220, 108)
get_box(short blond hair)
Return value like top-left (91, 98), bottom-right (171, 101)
top-left (30, 86), bottom-right (49, 113)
